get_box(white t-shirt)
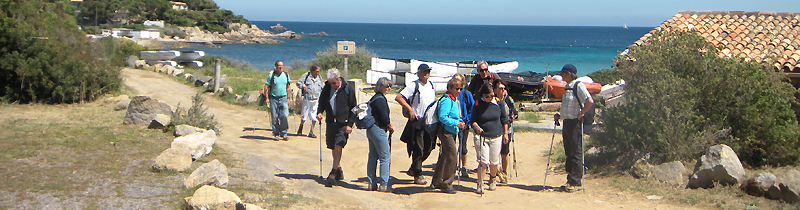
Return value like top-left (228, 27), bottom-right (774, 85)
top-left (560, 80), bottom-right (591, 119)
top-left (400, 80), bottom-right (436, 117)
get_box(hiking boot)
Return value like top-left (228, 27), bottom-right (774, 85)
top-left (460, 167), bottom-right (469, 178)
top-left (561, 182), bottom-right (583, 193)
top-left (475, 185), bottom-right (484, 195)
top-left (368, 183), bottom-right (378, 191)
top-left (326, 170), bottom-right (337, 187)
top-left (378, 184), bottom-right (391, 193)
top-left (498, 171), bottom-right (508, 184)
top-left (439, 185), bottom-right (456, 194)
top-left (297, 124), bottom-right (304, 136)
top-left (308, 131), bottom-right (317, 138)
top-left (488, 176), bottom-right (497, 191)
top-left (282, 135), bottom-right (289, 140)
top-left (413, 176), bottom-right (427, 185)
top-left (336, 168), bottom-right (344, 181)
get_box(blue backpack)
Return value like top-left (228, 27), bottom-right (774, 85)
top-left (353, 95), bottom-right (385, 129)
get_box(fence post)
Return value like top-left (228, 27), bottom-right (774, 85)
top-left (214, 59), bottom-right (221, 93)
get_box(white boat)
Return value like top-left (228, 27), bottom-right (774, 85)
top-left (144, 60), bottom-right (177, 67)
top-left (175, 51), bottom-right (205, 63)
top-left (185, 61), bottom-right (203, 68)
top-left (140, 51), bottom-right (180, 61)
top-left (600, 79), bottom-right (626, 107)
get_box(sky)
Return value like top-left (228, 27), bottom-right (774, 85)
top-left (214, 0), bottom-right (799, 27)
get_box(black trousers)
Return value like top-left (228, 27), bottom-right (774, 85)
top-left (401, 119), bottom-right (434, 177)
top-left (562, 119), bottom-right (584, 186)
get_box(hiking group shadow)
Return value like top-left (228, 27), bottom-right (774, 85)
top-left (241, 127), bottom-right (311, 141)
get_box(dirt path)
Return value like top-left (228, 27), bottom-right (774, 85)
top-left (122, 68), bottom-right (697, 209)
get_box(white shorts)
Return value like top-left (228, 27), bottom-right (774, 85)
top-left (474, 135), bottom-right (502, 165)
top-left (301, 99), bottom-right (319, 122)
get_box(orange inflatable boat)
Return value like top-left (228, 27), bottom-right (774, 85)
top-left (542, 76), bottom-right (602, 99)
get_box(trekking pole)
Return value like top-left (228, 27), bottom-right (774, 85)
top-left (543, 120), bottom-right (559, 187)
top-left (477, 134), bottom-right (483, 197)
top-left (253, 104), bottom-right (258, 133)
top-left (511, 122), bottom-right (517, 177)
top-left (319, 120), bottom-right (323, 179)
top-left (581, 121), bottom-right (585, 192)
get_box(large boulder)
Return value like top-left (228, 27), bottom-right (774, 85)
top-left (185, 159), bottom-right (229, 189)
top-left (175, 124), bottom-right (206, 137)
top-left (153, 148), bottom-right (192, 172)
top-left (123, 96), bottom-right (173, 126)
top-left (780, 169), bottom-right (800, 203)
top-left (740, 172), bottom-right (781, 199)
top-left (171, 130), bottom-right (217, 160)
top-left (148, 114), bottom-right (171, 129)
top-left (242, 91), bottom-right (261, 104)
top-left (114, 99), bottom-right (131, 111)
top-left (184, 185), bottom-right (242, 210)
top-left (172, 68), bottom-right (184, 77)
top-left (652, 161), bottom-right (686, 187)
top-left (208, 75), bottom-right (229, 90)
top-left (687, 144), bottom-right (745, 189)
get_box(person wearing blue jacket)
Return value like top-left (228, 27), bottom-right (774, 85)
top-left (453, 73), bottom-right (474, 178)
top-left (430, 78), bottom-right (467, 194)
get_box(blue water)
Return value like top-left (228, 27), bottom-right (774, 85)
top-left (174, 21), bottom-right (651, 76)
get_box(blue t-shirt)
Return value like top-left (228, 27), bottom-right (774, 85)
top-left (265, 71), bottom-right (291, 97)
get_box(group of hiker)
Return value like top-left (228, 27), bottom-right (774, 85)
top-left (259, 60), bottom-right (594, 194)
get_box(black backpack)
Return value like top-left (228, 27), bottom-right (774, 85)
top-left (570, 82), bottom-right (595, 126)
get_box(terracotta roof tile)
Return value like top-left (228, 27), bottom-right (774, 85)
top-left (631, 11), bottom-right (800, 71)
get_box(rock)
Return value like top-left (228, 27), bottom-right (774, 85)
top-left (740, 172), bottom-right (781, 199)
top-left (153, 64), bottom-right (164, 72)
top-left (123, 96), bottom-right (173, 126)
top-left (114, 99), bottom-right (131, 111)
top-left (629, 154), bottom-right (653, 179)
top-left (195, 75), bottom-right (214, 87)
top-left (171, 130), bottom-right (217, 160)
top-left (148, 114), bottom-right (171, 129)
top-left (134, 60), bottom-right (147, 68)
top-left (235, 94), bottom-right (243, 101)
top-left (185, 159), bottom-right (229, 189)
top-left (153, 147), bottom-right (192, 172)
top-left (645, 195), bottom-right (663, 200)
top-left (126, 55), bottom-right (138, 68)
top-left (184, 73), bottom-right (193, 80)
top-left (652, 161), bottom-right (686, 187)
top-left (172, 68), bottom-right (184, 77)
top-left (687, 144), bottom-right (745, 189)
top-left (184, 185), bottom-right (241, 210)
top-left (537, 103), bottom-right (561, 112)
top-left (242, 91), bottom-right (261, 104)
top-left (175, 124), bottom-right (205, 137)
top-left (780, 170), bottom-right (800, 203)
top-left (222, 86), bottom-right (234, 95)
top-left (142, 64), bottom-right (151, 70)
top-left (164, 65), bottom-right (177, 75)
top-left (208, 75), bottom-right (229, 90)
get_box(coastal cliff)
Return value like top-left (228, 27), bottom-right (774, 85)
top-left (180, 23), bottom-right (297, 44)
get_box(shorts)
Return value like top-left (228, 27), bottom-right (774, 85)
top-left (501, 126), bottom-right (513, 155)
top-left (301, 99), bottom-right (319, 122)
top-left (474, 135), bottom-right (502, 165)
top-left (326, 123), bottom-right (349, 149)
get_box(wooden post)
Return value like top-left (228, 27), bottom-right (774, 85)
top-left (343, 56), bottom-right (349, 81)
top-left (214, 59), bottom-right (221, 93)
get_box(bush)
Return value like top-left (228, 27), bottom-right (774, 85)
top-left (595, 31), bottom-right (800, 168)
top-left (0, 0), bottom-right (122, 103)
top-left (587, 68), bottom-right (621, 85)
top-left (166, 93), bottom-right (221, 135)
top-left (312, 44), bottom-right (376, 80)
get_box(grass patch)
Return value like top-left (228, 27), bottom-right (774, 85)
top-left (519, 111), bottom-right (542, 124)
top-left (608, 174), bottom-right (799, 209)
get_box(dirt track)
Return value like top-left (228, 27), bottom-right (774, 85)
top-left (122, 68), bottom-right (697, 209)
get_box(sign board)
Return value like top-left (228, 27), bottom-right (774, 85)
top-left (337, 41), bottom-right (355, 55)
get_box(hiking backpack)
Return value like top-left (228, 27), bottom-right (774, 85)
top-left (568, 82), bottom-right (595, 126)
top-left (353, 95), bottom-right (385, 129)
top-left (402, 81), bottom-right (435, 118)
top-left (423, 95), bottom-right (448, 133)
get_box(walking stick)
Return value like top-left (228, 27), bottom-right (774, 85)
top-left (477, 134), bottom-right (484, 197)
top-left (319, 120), bottom-right (323, 179)
top-left (581, 120), bottom-right (585, 192)
top-left (253, 103), bottom-right (259, 133)
top-left (543, 120), bottom-right (559, 187)
top-left (511, 122), bottom-right (517, 177)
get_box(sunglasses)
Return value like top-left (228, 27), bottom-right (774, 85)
top-left (456, 88), bottom-right (463, 91)
top-left (497, 86), bottom-right (506, 90)
top-left (478, 68), bottom-right (489, 72)
top-left (483, 94), bottom-right (495, 99)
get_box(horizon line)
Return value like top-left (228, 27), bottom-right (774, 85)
top-left (246, 20), bottom-right (658, 28)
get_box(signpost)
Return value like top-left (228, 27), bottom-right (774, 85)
top-left (337, 41), bottom-right (355, 80)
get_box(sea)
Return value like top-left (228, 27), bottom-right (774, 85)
top-left (173, 21), bottom-right (652, 76)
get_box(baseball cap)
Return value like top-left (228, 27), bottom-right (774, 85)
top-left (561, 64), bottom-right (577, 74)
top-left (418, 64), bottom-right (432, 73)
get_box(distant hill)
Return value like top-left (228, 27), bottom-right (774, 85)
top-left (75, 0), bottom-right (250, 33)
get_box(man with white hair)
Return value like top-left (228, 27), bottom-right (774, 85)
top-left (317, 68), bottom-right (357, 187)
top-left (261, 60), bottom-right (293, 140)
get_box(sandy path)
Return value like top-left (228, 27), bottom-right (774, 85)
top-left (122, 68), bottom-right (696, 209)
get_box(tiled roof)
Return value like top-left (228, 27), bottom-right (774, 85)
top-left (632, 11), bottom-right (800, 72)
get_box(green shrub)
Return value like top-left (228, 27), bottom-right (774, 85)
top-left (596, 31), bottom-right (800, 167)
top-left (587, 68), bottom-right (621, 85)
top-left (312, 44), bottom-right (376, 80)
top-left (166, 93), bottom-right (221, 135)
top-left (0, 0), bottom-right (122, 104)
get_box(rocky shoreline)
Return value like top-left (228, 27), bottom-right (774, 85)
top-left (133, 23), bottom-right (327, 48)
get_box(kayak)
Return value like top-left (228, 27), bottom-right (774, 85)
top-left (542, 76), bottom-right (602, 99)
